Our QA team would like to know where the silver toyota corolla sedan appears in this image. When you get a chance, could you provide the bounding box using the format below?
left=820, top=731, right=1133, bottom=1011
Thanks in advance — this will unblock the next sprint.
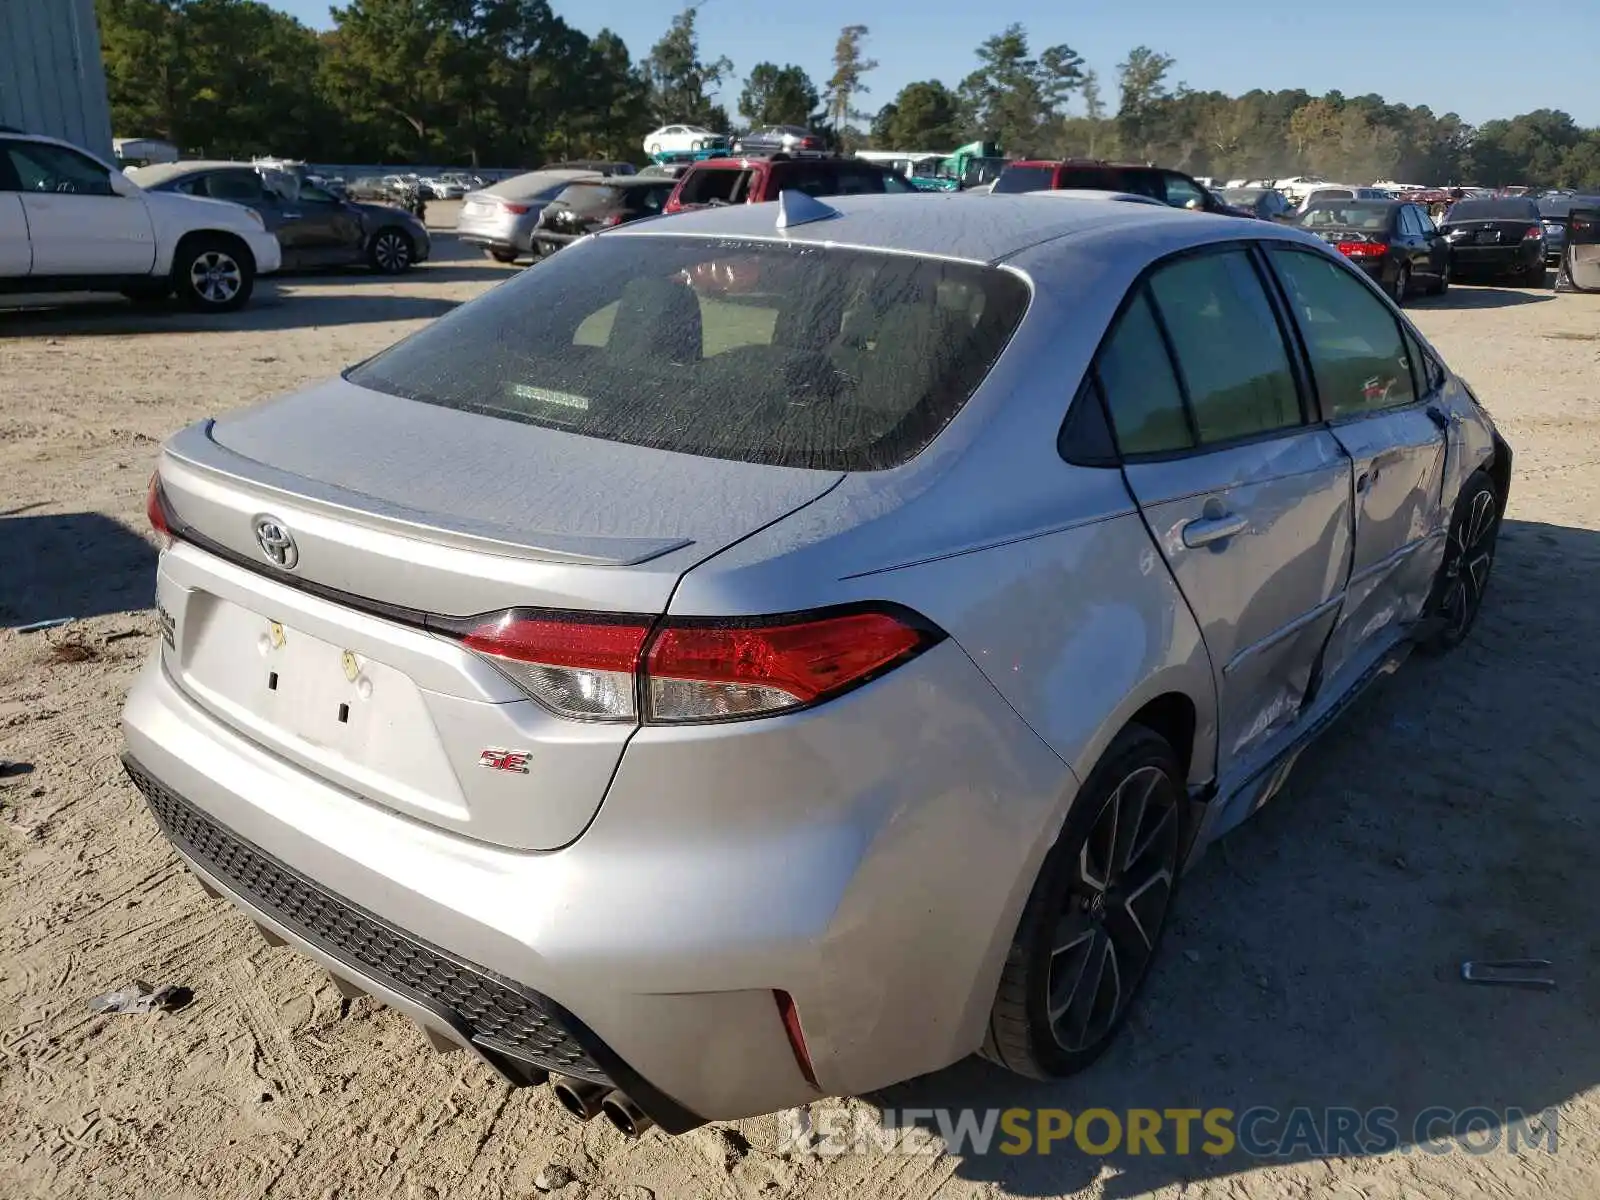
left=122, top=191, right=1510, bottom=1136
left=455, top=168, right=601, bottom=263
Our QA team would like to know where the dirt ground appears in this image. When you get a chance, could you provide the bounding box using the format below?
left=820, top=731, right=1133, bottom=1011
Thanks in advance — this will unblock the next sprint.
left=3, top=217, right=1600, bottom=1200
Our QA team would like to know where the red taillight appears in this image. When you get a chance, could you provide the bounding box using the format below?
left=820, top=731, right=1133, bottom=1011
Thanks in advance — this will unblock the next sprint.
left=501, top=201, right=530, bottom=215
left=599, top=213, right=624, bottom=227
left=443, top=605, right=940, bottom=724
left=458, top=612, right=650, bottom=721
left=801, top=137, right=819, bottom=149
left=774, top=990, right=819, bottom=1088
left=1336, top=241, right=1386, bottom=258
left=645, top=610, right=932, bottom=722
left=1523, top=225, right=1543, bottom=240
left=146, top=472, right=173, bottom=548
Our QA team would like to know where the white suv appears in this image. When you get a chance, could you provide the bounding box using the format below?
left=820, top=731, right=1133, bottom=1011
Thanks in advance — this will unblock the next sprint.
left=0, top=131, right=282, bottom=311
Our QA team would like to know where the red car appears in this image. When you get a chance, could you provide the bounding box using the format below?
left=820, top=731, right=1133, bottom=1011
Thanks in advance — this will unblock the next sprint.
left=663, top=154, right=915, bottom=214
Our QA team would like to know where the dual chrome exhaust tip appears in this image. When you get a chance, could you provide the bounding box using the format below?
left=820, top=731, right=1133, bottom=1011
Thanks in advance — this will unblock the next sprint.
left=550, top=1074, right=656, bottom=1137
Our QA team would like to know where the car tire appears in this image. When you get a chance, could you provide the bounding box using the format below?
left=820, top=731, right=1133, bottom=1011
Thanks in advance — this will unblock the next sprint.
left=1430, top=262, right=1450, bottom=296
left=1391, top=263, right=1410, bottom=306
left=981, top=724, right=1187, bottom=1080
left=368, top=228, right=414, bottom=273
left=1522, top=263, right=1546, bottom=288
left=486, top=248, right=519, bottom=264
left=1417, top=467, right=1501, bottom=656
left=172, top=235, right=255, bottom=312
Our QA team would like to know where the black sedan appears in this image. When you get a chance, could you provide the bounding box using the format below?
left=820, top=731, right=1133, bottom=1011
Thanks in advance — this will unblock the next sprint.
left=531, top=177, right=678, bottom=255
left=1295, top=199, right=1450, bottom=304
left=1437, top=197, right=1546, bottom=286
left=128, top=161, right=431, bottom=273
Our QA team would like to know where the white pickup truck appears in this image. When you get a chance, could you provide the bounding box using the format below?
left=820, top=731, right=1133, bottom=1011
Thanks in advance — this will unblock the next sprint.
left=0, top=130, right=282, bottom=311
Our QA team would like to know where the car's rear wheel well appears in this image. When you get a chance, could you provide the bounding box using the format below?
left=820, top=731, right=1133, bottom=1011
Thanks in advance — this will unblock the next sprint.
left=1126, top=693, right=1197, bottom=780
left=1486, top=437, right=1512, bottom=513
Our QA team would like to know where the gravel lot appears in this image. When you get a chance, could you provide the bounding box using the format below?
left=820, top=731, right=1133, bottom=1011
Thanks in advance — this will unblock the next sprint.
left=3, top=218, right=1600, bottom=1200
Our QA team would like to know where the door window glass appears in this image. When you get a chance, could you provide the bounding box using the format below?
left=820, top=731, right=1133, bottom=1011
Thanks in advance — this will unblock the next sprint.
left=201, top=170, right=267, bottom=203
left=1096, top=289, right=1193, bottom=454
left=1147, top=249, right=1304, bottom=443
left=4, top=142, right=114, bottom=196
left=1161, top=172, right=1208, bottom=209
left=1402, top=326, right=1445, bottom=396
left=1269, top=247, right=1418, bottom=416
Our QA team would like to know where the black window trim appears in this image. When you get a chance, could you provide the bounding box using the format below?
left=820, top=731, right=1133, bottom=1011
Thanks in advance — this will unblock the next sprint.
left=1060, top=238, right=1322, bottom=467
left=1258, top=241, right=1436, bottom=423
left=0, top=140, right=22, bottom=191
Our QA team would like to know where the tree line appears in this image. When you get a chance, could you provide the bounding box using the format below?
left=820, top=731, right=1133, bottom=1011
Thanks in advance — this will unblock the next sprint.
left=98, top=0, right=1600, bottom=188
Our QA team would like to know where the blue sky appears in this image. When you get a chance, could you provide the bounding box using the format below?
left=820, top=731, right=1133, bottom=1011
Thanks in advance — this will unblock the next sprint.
left=277, top=0, right=1598, bottom=128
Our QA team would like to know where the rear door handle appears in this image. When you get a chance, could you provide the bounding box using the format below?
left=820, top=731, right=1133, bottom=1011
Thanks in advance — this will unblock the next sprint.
left=281, top=212, right=302, bottom=220
left=1181, top=513, right=1249, bottom=548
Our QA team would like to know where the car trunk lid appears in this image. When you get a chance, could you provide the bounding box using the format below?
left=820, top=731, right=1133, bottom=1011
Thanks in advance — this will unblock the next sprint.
left=152, top=377, right=842, bottom=849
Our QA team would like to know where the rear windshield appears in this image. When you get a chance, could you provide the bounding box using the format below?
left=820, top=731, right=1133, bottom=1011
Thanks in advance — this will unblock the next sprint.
left=993, top=165, right=1058, bottom=194
left=1300, top=201, right=1394, bottom=230
left=345, top=236, right=1031, bottom=471
left=555, top=183, right=622, bottom=214
left=1447, top=199, right=1539, bottom=221
left=677, top=167, right=751, bottom=205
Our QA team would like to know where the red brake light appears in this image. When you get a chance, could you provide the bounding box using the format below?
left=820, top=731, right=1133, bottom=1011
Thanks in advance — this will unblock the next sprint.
left=774, top=990, right=819, bottom=1088
left=441, top=605, right=941, bottom=724
left=146, top=472, right=173, bottom=548
left=599, top=213, right=624, bottom=227
left=501, top=201, right=530, bottom=215
left=1523, top=225, right=1543, bottom=240
left=1335, top=241, right=1386, bottom=258
left=644, top=609, right=935, bottom=723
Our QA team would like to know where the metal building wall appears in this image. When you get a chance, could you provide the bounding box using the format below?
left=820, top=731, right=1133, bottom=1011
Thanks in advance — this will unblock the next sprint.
left=0, top=0, right=114, bottom=160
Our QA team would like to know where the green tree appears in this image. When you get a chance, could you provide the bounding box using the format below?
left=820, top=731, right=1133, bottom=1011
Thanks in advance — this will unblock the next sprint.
left=738, top=63, right=819, bottom=128
left=872, top=80, right=960, bottom=149
left=960, top=25, right=1084, bottom=154
left=1114, top=45, right=1175, bottom=161
left=98, top=0, right=332, bottom=156
left=824, top=25, right=877, bottom=137
left=644, top=5, right=733, bottom=130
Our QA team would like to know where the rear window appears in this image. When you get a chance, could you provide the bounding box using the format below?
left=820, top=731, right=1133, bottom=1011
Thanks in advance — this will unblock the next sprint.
left=677, top=167, right=751, bottom=206
left=1300, top=202, right=1394, bottom=230
left=556, top=183, right=622, bottom=214
left=1448, top=199, right=1539, bottom=221
left=345, top=237, right=1031, bottom=471
left=993, top=165, right=1058, bottom=194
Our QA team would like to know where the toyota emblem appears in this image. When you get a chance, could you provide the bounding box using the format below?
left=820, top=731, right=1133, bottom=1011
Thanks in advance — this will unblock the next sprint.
left=253, top=516, right=299, bottom=569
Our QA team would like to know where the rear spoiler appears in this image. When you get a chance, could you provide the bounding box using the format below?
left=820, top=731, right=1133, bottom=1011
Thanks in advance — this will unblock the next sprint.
left=163, top=420, right=693, bottom=568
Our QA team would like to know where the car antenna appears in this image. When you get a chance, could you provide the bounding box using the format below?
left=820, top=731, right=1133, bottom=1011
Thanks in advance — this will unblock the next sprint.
left=775, top=189, right=842, bottom=231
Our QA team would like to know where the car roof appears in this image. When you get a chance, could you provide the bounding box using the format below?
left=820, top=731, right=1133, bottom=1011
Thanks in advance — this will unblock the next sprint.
left=563, top=176, right=677, bottom=189
left=125, top=160, right=250, bottom=186
left=481, top=169, right=601, bottom=198
left=1031, top=189, right=1166, bottom=206
left=612, top=190, right=1292, bottom=265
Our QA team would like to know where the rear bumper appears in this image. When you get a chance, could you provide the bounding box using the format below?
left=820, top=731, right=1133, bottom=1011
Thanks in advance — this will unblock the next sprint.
left=532, top=230, right=582, bottom=252
left=1448, top=241, right=1542, bottom=274
left=120, top=631, right=1071, bottom=1121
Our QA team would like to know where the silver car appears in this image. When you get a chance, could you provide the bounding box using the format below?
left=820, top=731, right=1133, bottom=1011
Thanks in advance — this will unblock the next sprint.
left=122, top=192, right=1510, bottom=1137
left=455, top=169, right=601, bottom=262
